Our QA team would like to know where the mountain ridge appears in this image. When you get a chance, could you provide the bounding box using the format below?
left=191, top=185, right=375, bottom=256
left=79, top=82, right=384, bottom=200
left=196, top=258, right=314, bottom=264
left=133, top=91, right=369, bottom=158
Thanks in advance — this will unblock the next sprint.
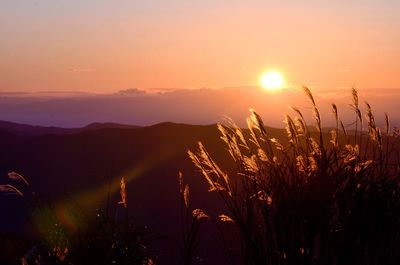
left=0, top=120, right=141, bottom=137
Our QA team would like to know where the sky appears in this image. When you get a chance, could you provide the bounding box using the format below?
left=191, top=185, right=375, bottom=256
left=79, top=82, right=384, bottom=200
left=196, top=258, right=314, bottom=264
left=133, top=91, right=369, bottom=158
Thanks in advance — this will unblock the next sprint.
left=1, top=0, right=400, bottom=92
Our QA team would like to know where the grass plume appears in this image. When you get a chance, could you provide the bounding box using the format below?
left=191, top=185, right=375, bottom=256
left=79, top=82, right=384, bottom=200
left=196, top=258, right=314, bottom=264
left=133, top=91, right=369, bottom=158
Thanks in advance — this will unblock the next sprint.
left=189, top=88, right=400, bottom=265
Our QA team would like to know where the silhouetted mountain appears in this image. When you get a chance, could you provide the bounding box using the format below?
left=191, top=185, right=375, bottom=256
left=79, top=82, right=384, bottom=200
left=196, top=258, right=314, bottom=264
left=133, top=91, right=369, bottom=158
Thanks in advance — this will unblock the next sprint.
left=0, top=120, right=139, bottom=137
left=82, top=122, right=140, bottom=131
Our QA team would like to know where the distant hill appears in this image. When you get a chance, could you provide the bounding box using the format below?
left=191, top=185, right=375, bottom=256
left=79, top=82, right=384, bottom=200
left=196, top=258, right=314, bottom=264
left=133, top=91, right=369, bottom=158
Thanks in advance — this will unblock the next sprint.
left=81, top=122, right=140, bottom=131
left=0, top=120, right=140, bottom=137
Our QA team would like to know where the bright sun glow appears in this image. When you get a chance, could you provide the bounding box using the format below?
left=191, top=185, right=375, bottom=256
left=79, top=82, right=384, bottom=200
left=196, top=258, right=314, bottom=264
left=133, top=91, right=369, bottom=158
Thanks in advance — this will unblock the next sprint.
left=259, top=71, right=285, bottom=91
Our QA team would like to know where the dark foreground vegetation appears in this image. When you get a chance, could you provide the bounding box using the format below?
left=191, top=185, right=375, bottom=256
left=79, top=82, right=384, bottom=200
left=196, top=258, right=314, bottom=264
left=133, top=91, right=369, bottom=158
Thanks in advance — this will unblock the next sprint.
left=189, top=88, right=400, bottom=265
left=1, top=174, right=154, bottom=265
left=1, top=88, right=399, bottom=264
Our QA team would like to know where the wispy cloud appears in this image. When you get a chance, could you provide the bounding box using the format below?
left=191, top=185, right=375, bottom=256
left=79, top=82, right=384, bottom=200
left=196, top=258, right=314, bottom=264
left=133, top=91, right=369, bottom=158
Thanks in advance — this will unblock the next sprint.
left=68, top=68, right=93, bottom=72
left=113, top=88, right=147, bottom=97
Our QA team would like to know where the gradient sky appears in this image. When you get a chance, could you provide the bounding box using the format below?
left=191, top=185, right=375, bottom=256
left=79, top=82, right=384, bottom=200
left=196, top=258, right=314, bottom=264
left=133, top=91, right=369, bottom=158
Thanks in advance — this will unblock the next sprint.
left=1, top=0, right=400, bottom=92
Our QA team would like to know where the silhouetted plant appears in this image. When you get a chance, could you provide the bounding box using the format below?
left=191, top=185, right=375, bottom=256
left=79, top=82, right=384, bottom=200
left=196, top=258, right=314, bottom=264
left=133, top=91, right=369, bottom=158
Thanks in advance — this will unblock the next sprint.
left=68, top=208, right=152, bottom=265
left=189, top=88, right=400, bottom=265
left=1, top=175, right=154, bottom=265
left=178, top=172, right=209, bottom=265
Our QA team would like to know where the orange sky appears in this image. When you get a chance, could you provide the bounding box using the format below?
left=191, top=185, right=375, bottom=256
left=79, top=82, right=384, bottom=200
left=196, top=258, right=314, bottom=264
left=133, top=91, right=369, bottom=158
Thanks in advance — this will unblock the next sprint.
left=1, top=1, right=399, bottom=92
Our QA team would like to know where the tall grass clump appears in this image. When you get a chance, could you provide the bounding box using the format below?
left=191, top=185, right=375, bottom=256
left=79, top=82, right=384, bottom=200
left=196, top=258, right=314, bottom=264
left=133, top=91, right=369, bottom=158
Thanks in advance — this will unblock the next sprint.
left=189, top=88, right=400, bottom=265
left=1, top=174, right=154, bottom=265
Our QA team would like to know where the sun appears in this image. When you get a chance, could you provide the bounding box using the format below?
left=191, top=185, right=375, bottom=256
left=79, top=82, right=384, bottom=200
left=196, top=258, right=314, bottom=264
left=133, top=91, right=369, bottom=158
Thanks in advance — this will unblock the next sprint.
left=259, top=71, right=285, bottom=91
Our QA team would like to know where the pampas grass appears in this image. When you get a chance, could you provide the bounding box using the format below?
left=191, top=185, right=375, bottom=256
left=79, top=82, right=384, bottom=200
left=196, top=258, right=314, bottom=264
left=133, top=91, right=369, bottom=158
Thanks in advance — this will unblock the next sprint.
left=189, top=88, right=400, bottom=265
